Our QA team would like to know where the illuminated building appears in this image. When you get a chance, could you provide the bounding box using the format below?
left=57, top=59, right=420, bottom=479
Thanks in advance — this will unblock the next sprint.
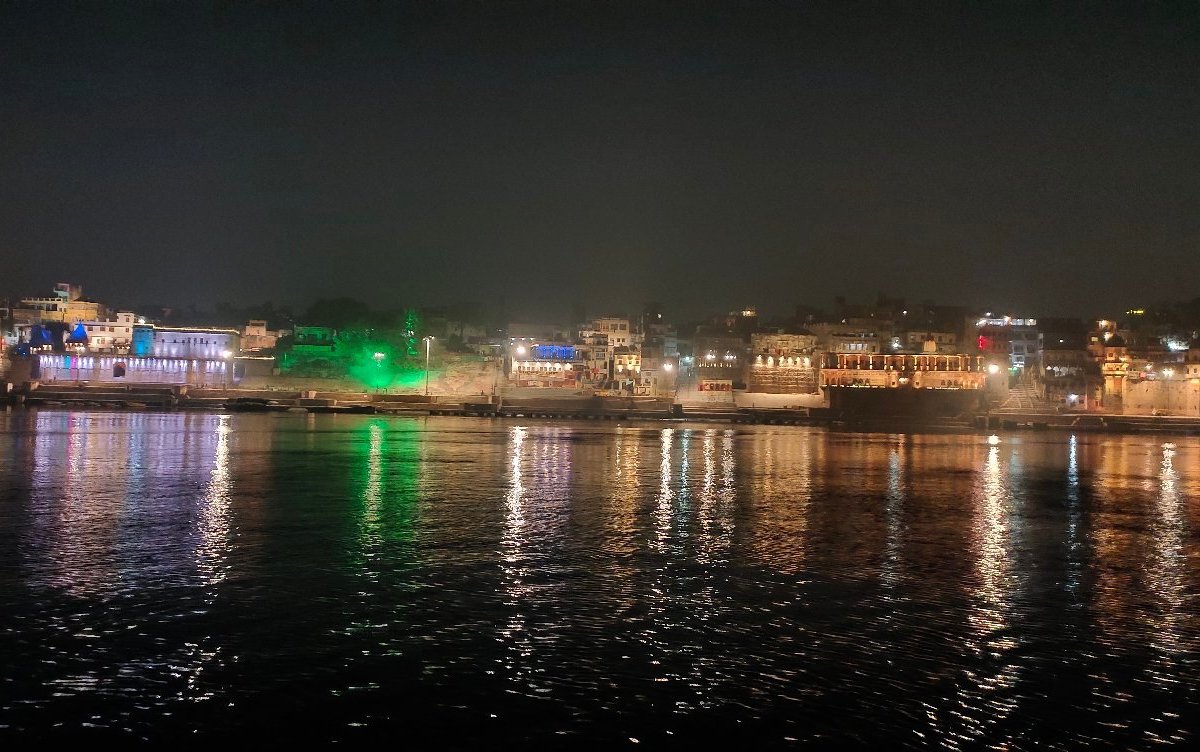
left=32, top=319, right=241, bottom=386
left=508, top=342, right=582, bottom=388
left=899, top=330, right=958, bottom=354
left=1188, top=338, right=1200, bottom=381
left=694, top=335, right=746, bottom=373
left=637, top=304, right=679, bottom=379
left=12, top=282, right=105, bottom=327
left=240, top=320, right=281, bottom=352
left=975, top=315, right=1038, bottom=370
left=1098, top=334, right=1131, bottom=411
left=613, top=346, right=640, bottom=375
left=131, top=325, right=241, bottom=360
left=1036, top=318, right=1100, bottom=408
left=820, top=352, right=988, bottom=415
left=80, top=312, right=137, bottom=353
left=749, top=331, right=818, bottom=394
left=579, top=317, right=632, bottom=356
left=1086, top=319, right=1117, bottom=360
left=692, top=311, right=755, bottom=389
left=806, top=322, right=882, bottom=353
left=34, top=352, right=238, bottom=386
left=276, top=326, right=338, bottom=372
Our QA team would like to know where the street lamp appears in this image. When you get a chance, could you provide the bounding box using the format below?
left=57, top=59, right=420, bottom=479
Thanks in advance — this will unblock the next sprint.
left=423, top=336, right=435, bottom=396
left=371, top=352, right=386, bottom=394
left=222, top=349, right=233, bottom=390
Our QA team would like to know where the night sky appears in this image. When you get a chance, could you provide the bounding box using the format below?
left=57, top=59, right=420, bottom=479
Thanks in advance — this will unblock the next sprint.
left=2, top=1, right=1198, bottom=320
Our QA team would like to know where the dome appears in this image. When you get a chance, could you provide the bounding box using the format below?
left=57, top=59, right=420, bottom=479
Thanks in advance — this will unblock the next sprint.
left=65, top=322, right=89, bottom=344
left=1105, top=334, right=1126, bottom=348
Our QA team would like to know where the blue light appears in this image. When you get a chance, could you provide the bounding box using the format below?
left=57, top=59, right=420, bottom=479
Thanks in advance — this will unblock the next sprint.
left=532, top=345, right=575, bottom=360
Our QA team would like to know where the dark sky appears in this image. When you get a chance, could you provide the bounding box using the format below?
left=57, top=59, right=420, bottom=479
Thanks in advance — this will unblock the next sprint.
left=2, top=1, right=1198, bottom=320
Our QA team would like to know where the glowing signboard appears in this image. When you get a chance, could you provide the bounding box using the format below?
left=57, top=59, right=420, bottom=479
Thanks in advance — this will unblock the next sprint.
left=532, top=345, right=575, bottom=360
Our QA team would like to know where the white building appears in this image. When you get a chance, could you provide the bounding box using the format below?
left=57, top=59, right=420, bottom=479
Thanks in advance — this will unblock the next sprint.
left=581, top=317, right=631, bottom=351
left=146, top=327, right=241, bottom=361
left=81, top=312, right=137, bottom=353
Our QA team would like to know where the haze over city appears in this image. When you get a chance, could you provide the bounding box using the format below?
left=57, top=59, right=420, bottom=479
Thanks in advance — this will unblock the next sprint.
left=3, top=2, right=1198, bottom=318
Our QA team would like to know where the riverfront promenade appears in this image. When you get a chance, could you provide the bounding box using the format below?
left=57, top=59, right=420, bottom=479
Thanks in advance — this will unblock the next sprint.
left=7, top=382, right=1200, bottom=435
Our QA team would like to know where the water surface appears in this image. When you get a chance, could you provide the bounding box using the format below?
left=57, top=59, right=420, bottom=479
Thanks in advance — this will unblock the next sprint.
left=1, top=410, right=1198, bottom=747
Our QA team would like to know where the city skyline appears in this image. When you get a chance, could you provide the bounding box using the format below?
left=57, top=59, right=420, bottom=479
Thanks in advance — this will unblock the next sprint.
left=6, top=275, right=1200, bottom=328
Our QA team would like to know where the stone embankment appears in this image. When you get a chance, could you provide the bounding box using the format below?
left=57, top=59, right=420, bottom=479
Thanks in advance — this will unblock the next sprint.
left=7, top=383, right=1200, bottom=434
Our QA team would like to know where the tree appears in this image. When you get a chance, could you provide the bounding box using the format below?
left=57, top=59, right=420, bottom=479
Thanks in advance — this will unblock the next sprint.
left=403, top=308, right=421, bottom=358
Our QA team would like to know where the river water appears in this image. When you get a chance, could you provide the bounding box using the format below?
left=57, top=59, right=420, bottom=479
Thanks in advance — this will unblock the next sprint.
left=0, top=410, right=1197, bottom=747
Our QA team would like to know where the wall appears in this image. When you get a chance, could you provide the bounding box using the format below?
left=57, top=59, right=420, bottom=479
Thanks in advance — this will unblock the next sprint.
left=149, top=329, right=241, bottom=360
left=82, top=312, right=136, bottom=352
left=748, top=360, right=818, bottom=394
left=235, top=354, right=503, bottom=396
left=1121, top=380, right=1200, bottom=416
left=35, top=354, right=238, bottom=386
left=751, top=332, right=817, bottom=354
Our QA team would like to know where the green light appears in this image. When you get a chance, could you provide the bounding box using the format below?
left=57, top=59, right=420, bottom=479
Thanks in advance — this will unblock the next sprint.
left=354, top=418, right=420, bottom=550
left=278, top=324, right=439, bottom=390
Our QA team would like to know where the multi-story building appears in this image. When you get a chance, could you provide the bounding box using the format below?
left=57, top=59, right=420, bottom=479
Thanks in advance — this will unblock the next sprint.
left=748, top=331, right=819, bottom=393
left=976, top=315, right=1038, bottom=370
left=613, top=347, right=641, bottom=376
left=820, top=352, right=989, bottom=415
left=1098, top=335, right=1132, bottom=411
left=1034, top=317, right=1098, bottom=405
left=132, top=325, right=241, bottom=360
left=637, top=305, right=679, bottom=376
left=693, top=332, right=749, bottom=385
left=0, top=298, right=11, bottom=339
left=509, top=342, right=582, bottom=387
left=899, top=330, right=958, bottom=354
left=807, top=322, right=882, bottom=354
left=80, top=312, right=137, bottom=353
left=1186, top=338, right=1200, bottom=381
left=241, top=320, right=280, bottom=352
left=1087, top=319, right=1118, bottom=361
left=278, top=325, right=338, bottom=371
left=581, top=317, right=631, bottom=351
left=13, top=283, right=105, bottom=326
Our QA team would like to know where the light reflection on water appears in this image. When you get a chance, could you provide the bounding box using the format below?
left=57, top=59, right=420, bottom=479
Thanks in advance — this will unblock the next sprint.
left=0, top=411, right=1198, bottom=746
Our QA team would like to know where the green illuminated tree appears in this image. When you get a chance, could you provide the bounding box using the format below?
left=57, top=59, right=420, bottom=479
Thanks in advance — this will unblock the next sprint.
left=403, top=308, right=421, bottom=358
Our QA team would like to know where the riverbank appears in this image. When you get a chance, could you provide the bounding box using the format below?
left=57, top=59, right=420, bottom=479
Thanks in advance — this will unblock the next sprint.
left=7, top=383, right=1200, bottom=435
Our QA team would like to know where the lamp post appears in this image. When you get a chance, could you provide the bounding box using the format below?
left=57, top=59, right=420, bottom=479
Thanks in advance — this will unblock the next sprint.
left=372, top=352, right=385, bottom=394
left=423, top=336, right=434, bottom=397
left=222, top=349, right=233, bottom=390
left=660, top=360, right=674, bottom=398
